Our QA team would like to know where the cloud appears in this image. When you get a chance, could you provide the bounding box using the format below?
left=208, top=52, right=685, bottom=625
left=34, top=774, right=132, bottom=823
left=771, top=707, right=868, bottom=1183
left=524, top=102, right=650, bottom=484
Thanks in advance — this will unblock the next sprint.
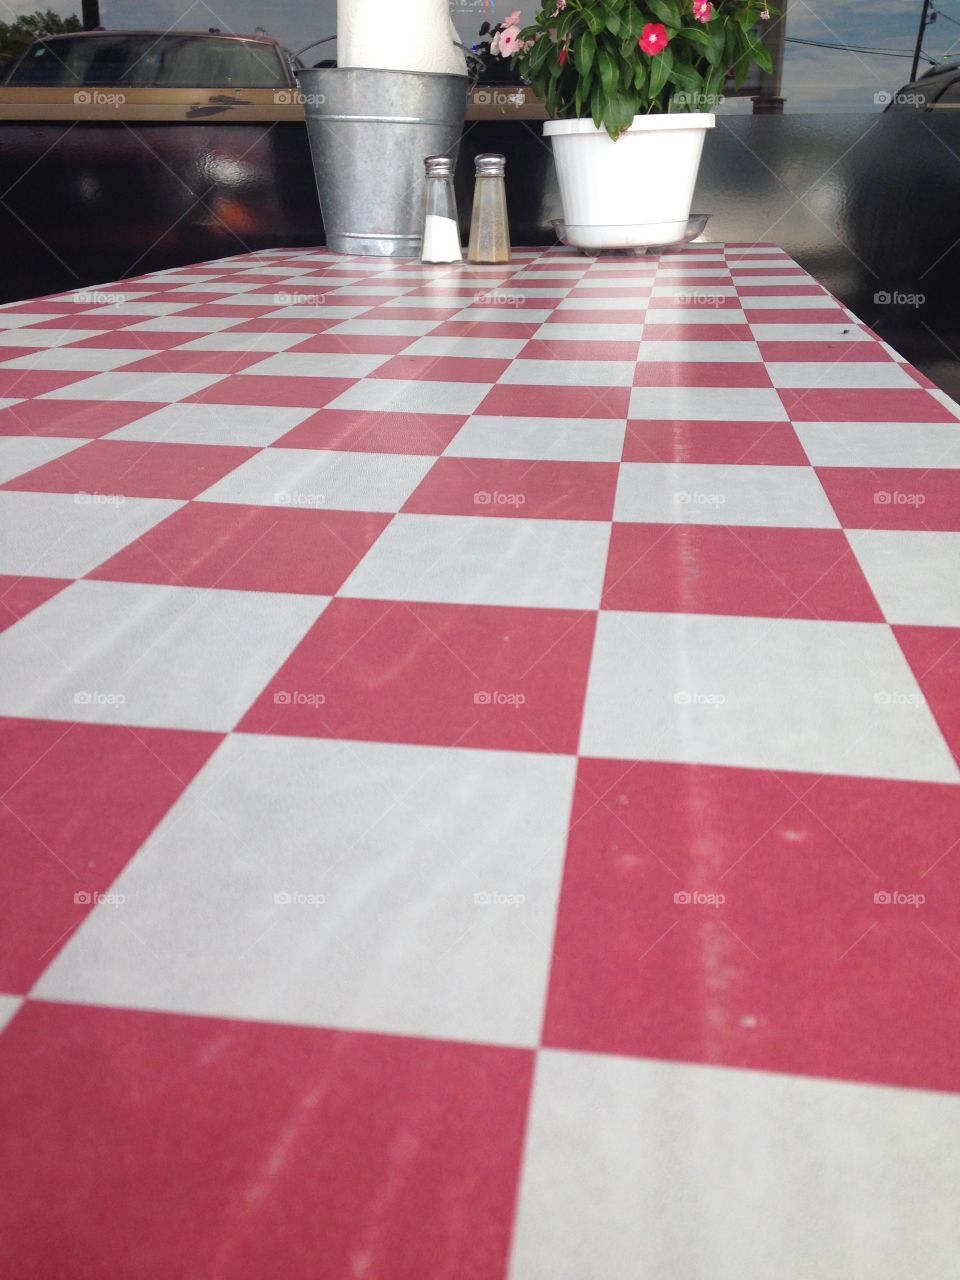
left=4, top=0, right=956, bottom=111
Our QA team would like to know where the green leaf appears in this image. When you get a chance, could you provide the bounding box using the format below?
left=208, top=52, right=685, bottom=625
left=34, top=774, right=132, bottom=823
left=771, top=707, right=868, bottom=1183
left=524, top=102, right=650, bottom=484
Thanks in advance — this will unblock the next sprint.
left=598, top=46, right=619, bottom=97
left=747, top=36, right=773, bottom=73
left=527, top=34, right=551, bottom=73
left=647, top=0, right=682, bottom=29
left=584, top=7, right=605, bottom=35
left=619, top=50, right=634, bottom=90
left=679, top=25, right=721, bottom=63
left=590, top=80, right=604, bottom=129
left=577, top=29, right=596, bottom=79
left=647, top=43, right=674, bottom=100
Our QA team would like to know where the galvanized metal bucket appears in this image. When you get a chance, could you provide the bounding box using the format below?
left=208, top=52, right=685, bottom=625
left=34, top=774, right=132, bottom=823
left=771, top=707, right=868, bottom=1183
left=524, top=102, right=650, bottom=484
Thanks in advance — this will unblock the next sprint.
left=296, top=67, right=468, bottom=258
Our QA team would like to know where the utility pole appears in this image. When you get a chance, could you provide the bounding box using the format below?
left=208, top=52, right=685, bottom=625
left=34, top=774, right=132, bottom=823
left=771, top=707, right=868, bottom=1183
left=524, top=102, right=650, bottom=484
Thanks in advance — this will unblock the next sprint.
left=752, top=0, right=788, bottom=116
left=910, top=0, right=932, bottom=83
left=81, top=1, right=101, bottom=30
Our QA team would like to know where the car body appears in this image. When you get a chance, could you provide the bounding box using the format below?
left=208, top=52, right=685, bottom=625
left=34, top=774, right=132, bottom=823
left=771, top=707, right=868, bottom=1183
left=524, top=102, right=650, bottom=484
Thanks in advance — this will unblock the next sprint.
left=884, top=60, right=960, bottom=112
left=0, top=29, right=305, bottom=122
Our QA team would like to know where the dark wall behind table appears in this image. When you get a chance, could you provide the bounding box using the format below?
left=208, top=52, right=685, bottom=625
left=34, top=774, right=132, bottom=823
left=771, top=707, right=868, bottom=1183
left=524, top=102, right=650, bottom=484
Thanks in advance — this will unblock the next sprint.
left=1, top=113, right=958, bottom=398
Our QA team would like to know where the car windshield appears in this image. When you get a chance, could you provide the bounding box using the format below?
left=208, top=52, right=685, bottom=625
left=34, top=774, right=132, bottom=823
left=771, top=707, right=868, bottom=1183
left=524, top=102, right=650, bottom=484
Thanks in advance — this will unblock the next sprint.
left=5, top=34, right=288, bottom=88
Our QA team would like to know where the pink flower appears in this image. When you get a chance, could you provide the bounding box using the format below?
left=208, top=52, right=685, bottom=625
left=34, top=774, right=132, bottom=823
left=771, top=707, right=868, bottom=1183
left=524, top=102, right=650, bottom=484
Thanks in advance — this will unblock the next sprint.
left=504, top=8, right=521, bottom=24
left=489, top=31, right=501, bottom=55
left=639, top=23, right=669, bottom=54
left=693, top=0, right=713, bottom=21
left=498, top=24, right=521, bottom=55
left=558, top=40, right=568, bottom=66
left=551, top=0, right=566, bottom=13
left=759, top=6, right=770, bottom=16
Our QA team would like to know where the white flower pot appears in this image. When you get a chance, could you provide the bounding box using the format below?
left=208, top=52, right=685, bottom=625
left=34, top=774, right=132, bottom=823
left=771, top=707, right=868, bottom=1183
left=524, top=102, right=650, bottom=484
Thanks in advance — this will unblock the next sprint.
left=544, top=112, right=715, bottom=248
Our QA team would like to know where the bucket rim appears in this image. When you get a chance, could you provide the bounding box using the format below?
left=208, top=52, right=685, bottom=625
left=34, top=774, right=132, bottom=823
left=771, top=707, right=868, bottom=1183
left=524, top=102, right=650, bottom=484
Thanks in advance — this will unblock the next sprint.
left=295, top=65, right=469, bottom=83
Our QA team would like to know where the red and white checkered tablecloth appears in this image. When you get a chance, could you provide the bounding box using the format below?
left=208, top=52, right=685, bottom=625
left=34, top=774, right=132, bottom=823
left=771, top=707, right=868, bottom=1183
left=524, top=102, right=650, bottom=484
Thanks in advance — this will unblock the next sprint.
left=1, top=244, right=959, bottom=1278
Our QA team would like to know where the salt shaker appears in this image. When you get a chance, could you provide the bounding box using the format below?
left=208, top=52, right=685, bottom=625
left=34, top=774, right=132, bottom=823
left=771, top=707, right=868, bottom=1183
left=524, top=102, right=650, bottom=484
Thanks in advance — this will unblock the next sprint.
left=467, top=153, right=511, bottom=264
left=420, top=155, right=462, bottom=264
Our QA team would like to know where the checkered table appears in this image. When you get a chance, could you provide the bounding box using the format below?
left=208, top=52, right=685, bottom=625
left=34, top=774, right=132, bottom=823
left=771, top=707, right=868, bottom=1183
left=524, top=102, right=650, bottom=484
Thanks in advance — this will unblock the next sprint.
left=1, top=244, right=959, bottom=1278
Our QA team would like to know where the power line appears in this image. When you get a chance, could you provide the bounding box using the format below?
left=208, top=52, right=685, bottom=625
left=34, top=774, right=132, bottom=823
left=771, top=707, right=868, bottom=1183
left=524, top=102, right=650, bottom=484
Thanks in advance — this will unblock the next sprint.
left=784, top=35, right=939, bottom=63
left=931, top=4, right=960, bottom=29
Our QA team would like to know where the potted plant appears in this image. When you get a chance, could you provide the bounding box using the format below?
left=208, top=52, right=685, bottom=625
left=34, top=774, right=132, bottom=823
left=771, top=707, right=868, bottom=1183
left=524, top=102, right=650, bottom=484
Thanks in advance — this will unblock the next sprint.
left=502, top=0, right=774, bottom=248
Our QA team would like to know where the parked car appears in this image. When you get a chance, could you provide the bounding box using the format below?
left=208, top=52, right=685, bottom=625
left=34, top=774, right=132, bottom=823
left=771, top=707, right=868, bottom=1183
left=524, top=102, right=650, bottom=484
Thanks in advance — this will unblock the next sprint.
left=883, top=60, right=960, bottom=112
left=0, top=29, right=303, bottom=122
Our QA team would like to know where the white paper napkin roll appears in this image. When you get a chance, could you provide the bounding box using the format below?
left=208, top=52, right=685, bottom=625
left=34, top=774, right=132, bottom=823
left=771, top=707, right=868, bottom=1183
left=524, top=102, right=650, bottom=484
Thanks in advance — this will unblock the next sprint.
left=337, top=0, right=468, bottom=76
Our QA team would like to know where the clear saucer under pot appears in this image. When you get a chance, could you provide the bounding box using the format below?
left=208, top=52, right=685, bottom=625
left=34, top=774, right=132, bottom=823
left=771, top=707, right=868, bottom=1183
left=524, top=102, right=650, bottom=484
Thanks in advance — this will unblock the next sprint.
left=552, top=214, right=711, bottom=254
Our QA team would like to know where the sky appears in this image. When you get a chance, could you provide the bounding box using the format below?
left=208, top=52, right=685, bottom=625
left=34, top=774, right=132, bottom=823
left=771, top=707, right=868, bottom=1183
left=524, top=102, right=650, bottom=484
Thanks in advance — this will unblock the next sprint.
left=4, top=0, right=959, bottom=112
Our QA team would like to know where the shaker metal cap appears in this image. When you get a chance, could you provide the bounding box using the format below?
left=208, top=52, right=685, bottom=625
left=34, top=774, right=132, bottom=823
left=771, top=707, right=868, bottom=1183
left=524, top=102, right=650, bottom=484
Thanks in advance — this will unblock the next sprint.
left=424, top=155, right=455, bottom=176
left=474, top=153, right=506, bottom=175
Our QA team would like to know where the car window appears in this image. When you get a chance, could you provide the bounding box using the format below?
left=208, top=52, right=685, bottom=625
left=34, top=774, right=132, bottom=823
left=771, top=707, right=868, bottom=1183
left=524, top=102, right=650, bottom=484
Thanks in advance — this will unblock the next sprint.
left=6, top=34, right=288, bottom=88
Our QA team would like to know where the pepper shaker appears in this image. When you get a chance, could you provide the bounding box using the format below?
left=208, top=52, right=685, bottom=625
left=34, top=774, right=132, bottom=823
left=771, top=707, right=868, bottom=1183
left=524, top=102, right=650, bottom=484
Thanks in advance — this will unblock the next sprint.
left=467, top=153, right=511, bottom=264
